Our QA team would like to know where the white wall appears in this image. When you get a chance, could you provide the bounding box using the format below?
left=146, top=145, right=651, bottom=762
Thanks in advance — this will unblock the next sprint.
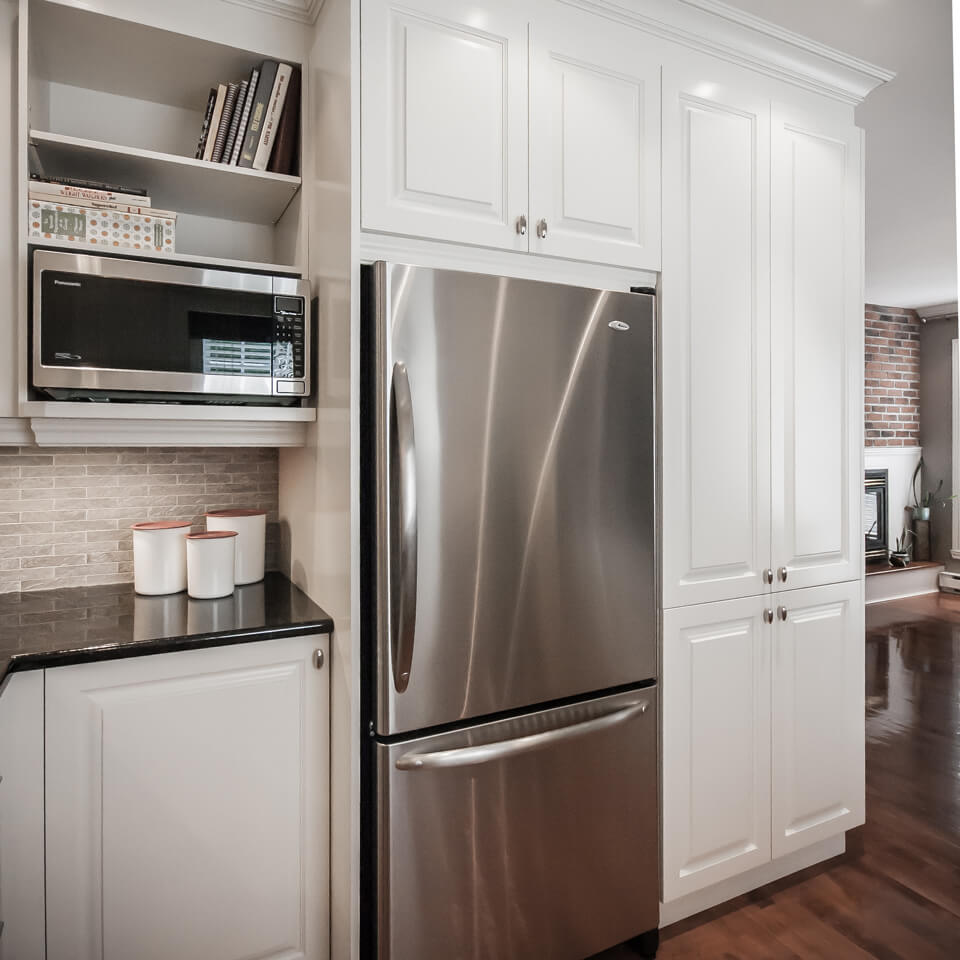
left=724, top=0, right=956, bottom=311
left=864, top=445, right=923, bottom=551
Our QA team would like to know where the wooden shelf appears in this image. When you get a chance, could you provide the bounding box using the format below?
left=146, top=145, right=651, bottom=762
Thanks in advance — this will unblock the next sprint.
left=26, top=237, right=301, bottom=277
left=30, top=131, right=300, bottom=226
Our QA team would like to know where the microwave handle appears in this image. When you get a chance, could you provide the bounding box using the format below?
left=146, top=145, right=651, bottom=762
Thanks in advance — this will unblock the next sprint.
left=390, top=361, right=418, bottom=694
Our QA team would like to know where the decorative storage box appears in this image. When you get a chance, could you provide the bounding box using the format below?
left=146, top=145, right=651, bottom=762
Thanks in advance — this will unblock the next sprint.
left=28, top=198, right=177, bottom=252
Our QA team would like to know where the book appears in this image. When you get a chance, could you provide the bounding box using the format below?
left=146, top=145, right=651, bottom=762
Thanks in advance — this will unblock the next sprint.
left=253, top=62, right=293, bottom=171
left=29, top=180, right=152, bottom=207
left=202, top=84, right=228, bottom=163
left=237, top=61, right=279, bottom=168
left=268, top=66, right=300, bottom=176
left=28, top=198, right=176, bottom=252
left=220, top=80, right=248, bottom=164
left=30, top=173, right=148, bottom=197
left=28, top=192, right=174, bottom=217
left=230, top=67, right=260, bottom=165
left=195, top=88, right=218, bottom=159
left=211, top=82, right=240, bottom=163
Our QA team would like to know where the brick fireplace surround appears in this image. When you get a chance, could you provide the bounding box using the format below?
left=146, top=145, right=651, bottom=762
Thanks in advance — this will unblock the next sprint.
left=864, top=304, right=921, bottom=448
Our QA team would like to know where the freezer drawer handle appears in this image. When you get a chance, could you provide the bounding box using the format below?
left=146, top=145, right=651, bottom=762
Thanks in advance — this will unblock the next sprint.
left=395, top=700, right=649, bottom=771
left=391, top=361, right=418, bottom=693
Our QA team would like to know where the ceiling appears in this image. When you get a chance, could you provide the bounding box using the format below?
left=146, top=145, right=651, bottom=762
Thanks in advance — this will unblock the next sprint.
left=721, top=0, right=957, bottom=310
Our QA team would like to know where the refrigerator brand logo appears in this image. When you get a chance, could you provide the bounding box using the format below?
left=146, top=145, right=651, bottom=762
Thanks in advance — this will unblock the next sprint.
left=53, top=280, right=81, bottom=287
left=608, top=320, right=630, bottom=331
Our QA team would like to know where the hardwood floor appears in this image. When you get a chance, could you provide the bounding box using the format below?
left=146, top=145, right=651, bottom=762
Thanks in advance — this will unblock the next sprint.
left=604, top=592, right=960, bottom=959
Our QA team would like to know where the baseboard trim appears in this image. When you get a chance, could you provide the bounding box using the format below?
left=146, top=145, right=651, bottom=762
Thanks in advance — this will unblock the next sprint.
left=659, top=834, right=846, bottom=928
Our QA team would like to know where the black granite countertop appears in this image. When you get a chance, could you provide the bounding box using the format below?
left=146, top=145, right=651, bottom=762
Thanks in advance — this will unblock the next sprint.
left=0, top=572, right=334, bottom=683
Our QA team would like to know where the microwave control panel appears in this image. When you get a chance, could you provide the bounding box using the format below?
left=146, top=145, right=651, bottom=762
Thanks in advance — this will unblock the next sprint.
left=272, top=296, right=306, bottom=382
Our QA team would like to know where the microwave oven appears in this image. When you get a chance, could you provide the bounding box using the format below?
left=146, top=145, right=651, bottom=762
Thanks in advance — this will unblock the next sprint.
left=31, top=250, right=311, bottom=404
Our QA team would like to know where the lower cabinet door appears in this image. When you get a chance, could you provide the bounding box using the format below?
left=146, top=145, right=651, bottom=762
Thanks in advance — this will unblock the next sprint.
left=44, top=636, right=330, bottom=960
left=771, top=580, right=865, bottom=858
left=662, top=597, right=772, bottom=901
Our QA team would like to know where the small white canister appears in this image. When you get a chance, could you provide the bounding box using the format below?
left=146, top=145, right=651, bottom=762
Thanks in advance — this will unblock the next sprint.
left=205, top=509, right=267, bottom=585
left=131, top=521, right=191, bottom=596
left=185, top=531, right=238, bottom=600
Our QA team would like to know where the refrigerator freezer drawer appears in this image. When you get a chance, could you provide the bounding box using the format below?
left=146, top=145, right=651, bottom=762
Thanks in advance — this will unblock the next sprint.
left=376, top=687, right=659, bottom=960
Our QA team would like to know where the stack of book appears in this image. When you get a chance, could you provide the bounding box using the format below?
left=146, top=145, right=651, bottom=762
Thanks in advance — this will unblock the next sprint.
left=28, top=175, right=177, bottom=253
left=195, top=60, right=301, bottom=176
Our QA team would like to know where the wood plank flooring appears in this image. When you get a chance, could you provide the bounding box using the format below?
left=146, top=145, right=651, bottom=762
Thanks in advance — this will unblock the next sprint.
left=604, top=592, right=960, bottom=959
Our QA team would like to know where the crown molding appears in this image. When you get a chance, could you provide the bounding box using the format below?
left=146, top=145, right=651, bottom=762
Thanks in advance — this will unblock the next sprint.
left=221, top=0, right=324, bottom=25
left=563, top=0, right=895, bottom=105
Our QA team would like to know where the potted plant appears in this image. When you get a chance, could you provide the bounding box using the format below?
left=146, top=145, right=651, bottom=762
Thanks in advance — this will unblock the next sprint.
left=910, top=458, right=943, bottom=521
left=890, top=527, right=914, bottom=567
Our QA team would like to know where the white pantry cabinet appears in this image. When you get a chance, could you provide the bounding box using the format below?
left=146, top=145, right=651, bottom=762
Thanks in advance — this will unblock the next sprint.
left=661, top=67, right=863, bottom=609
left=44, top=636, right=330, bottom=960
left=360, top=0, right=662, bottom=270
left=662, top=579, right=864, bottom=901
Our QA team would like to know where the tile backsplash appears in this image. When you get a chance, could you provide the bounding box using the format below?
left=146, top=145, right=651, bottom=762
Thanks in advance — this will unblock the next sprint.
left=0, top=447, right=279, bottom=594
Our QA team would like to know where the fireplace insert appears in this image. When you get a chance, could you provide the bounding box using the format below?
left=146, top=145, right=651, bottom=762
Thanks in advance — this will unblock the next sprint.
left=865, top=469, right=889, bottom=562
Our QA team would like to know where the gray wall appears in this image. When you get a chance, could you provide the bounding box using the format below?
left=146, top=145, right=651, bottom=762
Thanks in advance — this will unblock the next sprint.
left=919, top=315, right=959, bottom=564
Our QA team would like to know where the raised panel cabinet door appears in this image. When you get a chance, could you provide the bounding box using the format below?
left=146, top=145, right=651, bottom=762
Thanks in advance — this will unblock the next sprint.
left=661, top=69, right=772, bottom=608
left=528, top=8, right=661, bottom=269
left=44, top=636, right=330, bottom=960
left=771, top=581, right=865, bottom=858
left=662, top=597, right=772, bottom=902
left=771, top=109, right=863, bottom=591
left=360, top=0, right=528, bottom=249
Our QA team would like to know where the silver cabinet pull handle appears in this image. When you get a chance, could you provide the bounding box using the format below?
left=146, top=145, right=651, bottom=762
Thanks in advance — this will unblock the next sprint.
left=777, top=606, right=788, bottom=621
left=778, top=566, right=788, bottom=582
left=536, top=218, right=548, bottom=239
left=516, top=214, right=527, bottom=236
left=391, top=361, right=418, bottom=693
left=396, top=701, right=649, bottom=771
left=763, top=609, right=774, bottom=624
left=763, top=568, right=773, bottom=585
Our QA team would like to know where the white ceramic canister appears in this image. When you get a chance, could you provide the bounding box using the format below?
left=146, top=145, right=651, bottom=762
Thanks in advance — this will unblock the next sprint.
left=131, top=521, right=191, bottom=596
left=205, top=509, right=267, bottom=585
left=185, top=531, right=238, bottom=600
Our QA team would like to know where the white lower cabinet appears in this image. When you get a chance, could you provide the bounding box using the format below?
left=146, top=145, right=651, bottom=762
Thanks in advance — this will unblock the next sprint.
left=662, top=580, right=863, bottom=902
left=43, top=636, right=330, bottom=960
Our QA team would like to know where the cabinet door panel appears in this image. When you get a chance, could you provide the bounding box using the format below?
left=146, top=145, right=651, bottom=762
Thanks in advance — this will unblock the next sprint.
left=772, top=581, right=864, bottom=857
left=661, top=71, right=771, bottom=607
left=361, top=0, right=528, bottom=250
left=528, top=10, right=660, bottom=269
left=45, top=637, right=329, bottom=960
left=771, top=110, right=863, bottom=590
left=662, top=597, right=771, bottom=901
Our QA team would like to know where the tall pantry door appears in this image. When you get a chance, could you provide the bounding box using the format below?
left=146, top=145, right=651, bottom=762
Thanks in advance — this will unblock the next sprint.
left=770, top=107, right=863, bottom=592
left=661, top=66, right=772, bottom=608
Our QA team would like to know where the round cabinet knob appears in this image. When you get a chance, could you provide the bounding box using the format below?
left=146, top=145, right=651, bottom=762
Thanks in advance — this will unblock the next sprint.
left=763, top=609, right=774, bottom=624
left=516, top=214, right=527, bottom=236
left=777, top=566, right=788, bottom=582
left=763, top=568, right=773, bottom=585
left=536, top=218, right=548, bottom=239
left=777, top=606, right=788, bottom=621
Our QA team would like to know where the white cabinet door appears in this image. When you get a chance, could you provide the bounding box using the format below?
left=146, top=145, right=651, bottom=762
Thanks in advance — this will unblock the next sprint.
left=771, top=581, right=864, bottom=859
left=662, top=596, right=772, bottom=901
left=771, top=109, right=863, bottom=591
left=360, top=0, right=528, bottom=250
left=0, top=0, right=18, bottom=421
left=45, top=636, right=330, bottom=960
left=661, top=69, right=772, bottom=608
left=528, top=8, right=660, bottom=269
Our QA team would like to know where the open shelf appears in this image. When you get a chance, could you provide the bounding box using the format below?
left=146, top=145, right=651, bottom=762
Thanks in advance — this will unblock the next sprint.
left=26, top=237, right=301, bottom=276
left=30, top=131, right=300, bottom=226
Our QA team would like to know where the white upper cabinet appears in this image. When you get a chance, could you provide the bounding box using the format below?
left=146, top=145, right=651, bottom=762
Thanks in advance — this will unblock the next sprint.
left=771, top=109, right=863, bottom=592
left=360, top=0, right=662, bottom=269
left=360, top=0, right=529, bottom=250
left=44, top=637, right=330, bottom=960
left=528, top=8, right=660, bottom=269
left=662, top=596, right=772, bottom=902
left=771, top=580, right=865, bottom=858
left=661, top=67, right=772, bottom=608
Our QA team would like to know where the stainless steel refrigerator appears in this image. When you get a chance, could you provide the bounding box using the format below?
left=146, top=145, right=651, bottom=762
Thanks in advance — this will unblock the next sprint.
left=362, top=262, right=659, bottom=960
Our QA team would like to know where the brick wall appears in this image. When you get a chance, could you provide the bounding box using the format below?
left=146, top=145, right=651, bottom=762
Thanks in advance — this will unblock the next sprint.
left=865, top=304, right=922, bottom=447
left=0, top=447, right=279, bottom=594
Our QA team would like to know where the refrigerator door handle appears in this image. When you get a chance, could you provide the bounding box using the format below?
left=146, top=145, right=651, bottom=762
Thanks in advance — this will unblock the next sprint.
left=395, top=700, right=649, bottom=771
left=390, top=360, right=418, bottom=693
